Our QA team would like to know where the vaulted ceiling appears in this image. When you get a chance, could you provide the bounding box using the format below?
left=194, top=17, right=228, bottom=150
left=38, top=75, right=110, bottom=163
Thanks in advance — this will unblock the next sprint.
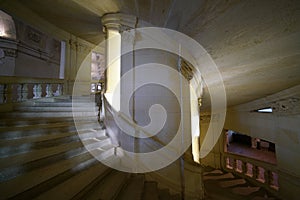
left=1, top=0, right=300, bottom=109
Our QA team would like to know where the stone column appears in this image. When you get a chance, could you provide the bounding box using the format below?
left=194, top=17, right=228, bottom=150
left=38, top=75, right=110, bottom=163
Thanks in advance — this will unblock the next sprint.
left=101, top=13, right=137, bottom=111
left=101, top=13, right=122, bottom=111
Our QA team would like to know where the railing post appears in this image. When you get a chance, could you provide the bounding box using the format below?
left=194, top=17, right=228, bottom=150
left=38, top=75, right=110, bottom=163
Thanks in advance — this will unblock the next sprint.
left=234, top=158, right=238, bottom=171
left=17, top=84, right=22, bottom=101
left=253, top=165, right=259, bottom=179
left=54, top=84, right=62, bottom=96
left=265, top=170, right=273, bottom=186
left=33, top=84, right=42, bottom=99
left=241, top=161, right=247, bottom=174
left=46, top=84, right=53, bottom=97
left=4, top=84, right=12, bottom=103
left=22, top=84, right=28, bottom=101
left=0, top=84, right=5, bottom=103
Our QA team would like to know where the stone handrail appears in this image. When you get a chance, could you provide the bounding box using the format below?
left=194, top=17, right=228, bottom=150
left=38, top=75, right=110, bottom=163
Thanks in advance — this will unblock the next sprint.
left=221, top=152, right=279, bottom=196
left=0, top=76, right=64, bottom=104
left=103, top=95, right=168, bottom=149
left=103, top=95, right=205, bottom=199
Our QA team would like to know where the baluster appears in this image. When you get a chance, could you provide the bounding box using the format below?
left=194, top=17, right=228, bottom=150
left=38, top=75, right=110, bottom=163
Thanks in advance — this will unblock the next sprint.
left=54, top=84, right=62, bottom=96
left=225, top=156, right=229, bottom=168
left=0, top=84, right=5, bottom=103
left=259, top=167, right=265, bottom=182
left=272, top=172, right=279, bottom=189
left=252, top=165, right=259, bottom=180
left=245, top=163, right=251, bottom=176
left=232, top=158, right=236, bottom=171
left=4, top=84, right=12, bottom=103
left=46, top=84, right=53, bottom=97
left=33, top=84, right=42, bottom=99
left=17, top=84, right=22, bottom=101
left=241, top=161, right=247, bottom=174
left=97, top=82, right=102, bottom=92
left=21, top=84, right=28, bottom=101
left=265, top=170, right=273, bottom=186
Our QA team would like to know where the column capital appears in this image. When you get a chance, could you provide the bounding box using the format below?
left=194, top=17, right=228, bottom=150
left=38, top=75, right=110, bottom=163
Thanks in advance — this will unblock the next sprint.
left=101, top=13, right=137, bottom=32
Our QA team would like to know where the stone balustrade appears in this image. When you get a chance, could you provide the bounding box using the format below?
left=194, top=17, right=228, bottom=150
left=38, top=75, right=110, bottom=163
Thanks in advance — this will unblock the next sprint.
left=0, top=76, right=64, bottom=104
left=221, top=152, right=279, bottom=195
left=90, top=81, right=104, bottom=94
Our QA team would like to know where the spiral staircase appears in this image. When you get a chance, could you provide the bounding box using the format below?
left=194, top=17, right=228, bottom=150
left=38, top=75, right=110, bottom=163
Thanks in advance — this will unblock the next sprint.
left=0, top=96, right=280, bottom=199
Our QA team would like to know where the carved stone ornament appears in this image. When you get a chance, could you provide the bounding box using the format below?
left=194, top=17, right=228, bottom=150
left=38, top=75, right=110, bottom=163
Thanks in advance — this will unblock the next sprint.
left=271, top=98, right=300, bottom=115
left=3, top=48, right=17, bottom=57
left=27, top=28, right=42, bottom=43
left=200, top=114, right=210, bottom=123
left=180, top=59, right=195, bottom=81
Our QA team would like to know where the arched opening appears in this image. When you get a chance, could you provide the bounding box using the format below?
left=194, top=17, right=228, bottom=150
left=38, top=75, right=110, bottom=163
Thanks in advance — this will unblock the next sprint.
left=0, top=10, right=16, bottom=40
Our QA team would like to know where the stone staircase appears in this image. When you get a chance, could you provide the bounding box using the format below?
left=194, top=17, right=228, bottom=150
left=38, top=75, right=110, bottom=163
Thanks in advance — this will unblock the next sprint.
left=0, top=96, right=180, bottom=200
left=0, top=96, right=283, bottom=199
left=203, top=168, right=281, bottom=200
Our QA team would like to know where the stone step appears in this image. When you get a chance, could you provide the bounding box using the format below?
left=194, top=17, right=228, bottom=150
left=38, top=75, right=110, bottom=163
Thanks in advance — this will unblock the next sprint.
left=203, top=169, right=224, bottom=176
left=0, top=140, right=84, bottom=170
left=0, top=134, right=80, bottom=158
left=170, top=193, right=181, bottom=200
left=83, top=137, right=112, bottom=151
left=10, top=159, right=101, bottom=200
left=203, top=172, right=235, bottom=181
left=143, top=181, right=159, bottom=200
left=203, top=168, right=278, bottom=200
left=14, top=106, right=98, bottom=112
left=0, top=129, right=106, bottom=146
left=0, top=111, right=98, bottom=118
left=158, top=189, right=171, bottom=200
left=231, top=186, right=261, bottom=196
left=78, top=170, right=129, bottom=200
left=0, top=146, right=87, bottom=182
left=31, top=95, right=95, bottom=103
left=18, top=101, right=96, bottom=107
left=34, top=162, right=110, bottom=200
left=219, top=179, right=247, bottom=188
left=0, top=121, right=101, bottom=138
left=252, top=195, right=277, bottom=200
left=0, top=151, right=96, bottom=199
left=92, top=144, right=117, bottom=161
left=116, top=174, right=145, bottom=200
left=0, top=116, right=97, bottom=127
left=0, top=130, right=107, bottom=158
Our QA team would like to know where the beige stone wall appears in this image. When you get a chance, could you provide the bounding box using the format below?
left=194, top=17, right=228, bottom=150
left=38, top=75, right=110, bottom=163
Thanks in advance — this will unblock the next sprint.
left=1, top=2, right=98, bottom=95
left=223, top=85, right=300, bottom=199
left=225, top=110, right=300, bottom=199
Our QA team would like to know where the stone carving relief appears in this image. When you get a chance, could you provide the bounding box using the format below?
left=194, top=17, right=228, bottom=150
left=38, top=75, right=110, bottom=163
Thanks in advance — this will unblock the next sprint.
left=3, top=48, right=17, bottom=57
left=271, top=98, right=300, bottom=115
left=180, top=59, right=195, bottom=81
left=27, top=28, right=42, bottom=43
left=200, top=114, right=211, bottom=123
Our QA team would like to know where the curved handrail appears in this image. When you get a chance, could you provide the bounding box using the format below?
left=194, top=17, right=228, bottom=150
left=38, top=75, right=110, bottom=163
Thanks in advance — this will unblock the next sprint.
left=222, top=152, right=277, bottom=172
left=103, top=95, right=170, bottom=149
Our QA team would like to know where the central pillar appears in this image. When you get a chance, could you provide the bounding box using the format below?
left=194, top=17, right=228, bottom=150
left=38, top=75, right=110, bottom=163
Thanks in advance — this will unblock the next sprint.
left=102, top=14, right=122, bottom=111
left=102, top=13, right=137, bottom=112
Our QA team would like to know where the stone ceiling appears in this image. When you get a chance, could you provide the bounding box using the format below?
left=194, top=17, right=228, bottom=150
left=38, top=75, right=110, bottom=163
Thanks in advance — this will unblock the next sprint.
left=1, top=0, right=299, bottom=109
